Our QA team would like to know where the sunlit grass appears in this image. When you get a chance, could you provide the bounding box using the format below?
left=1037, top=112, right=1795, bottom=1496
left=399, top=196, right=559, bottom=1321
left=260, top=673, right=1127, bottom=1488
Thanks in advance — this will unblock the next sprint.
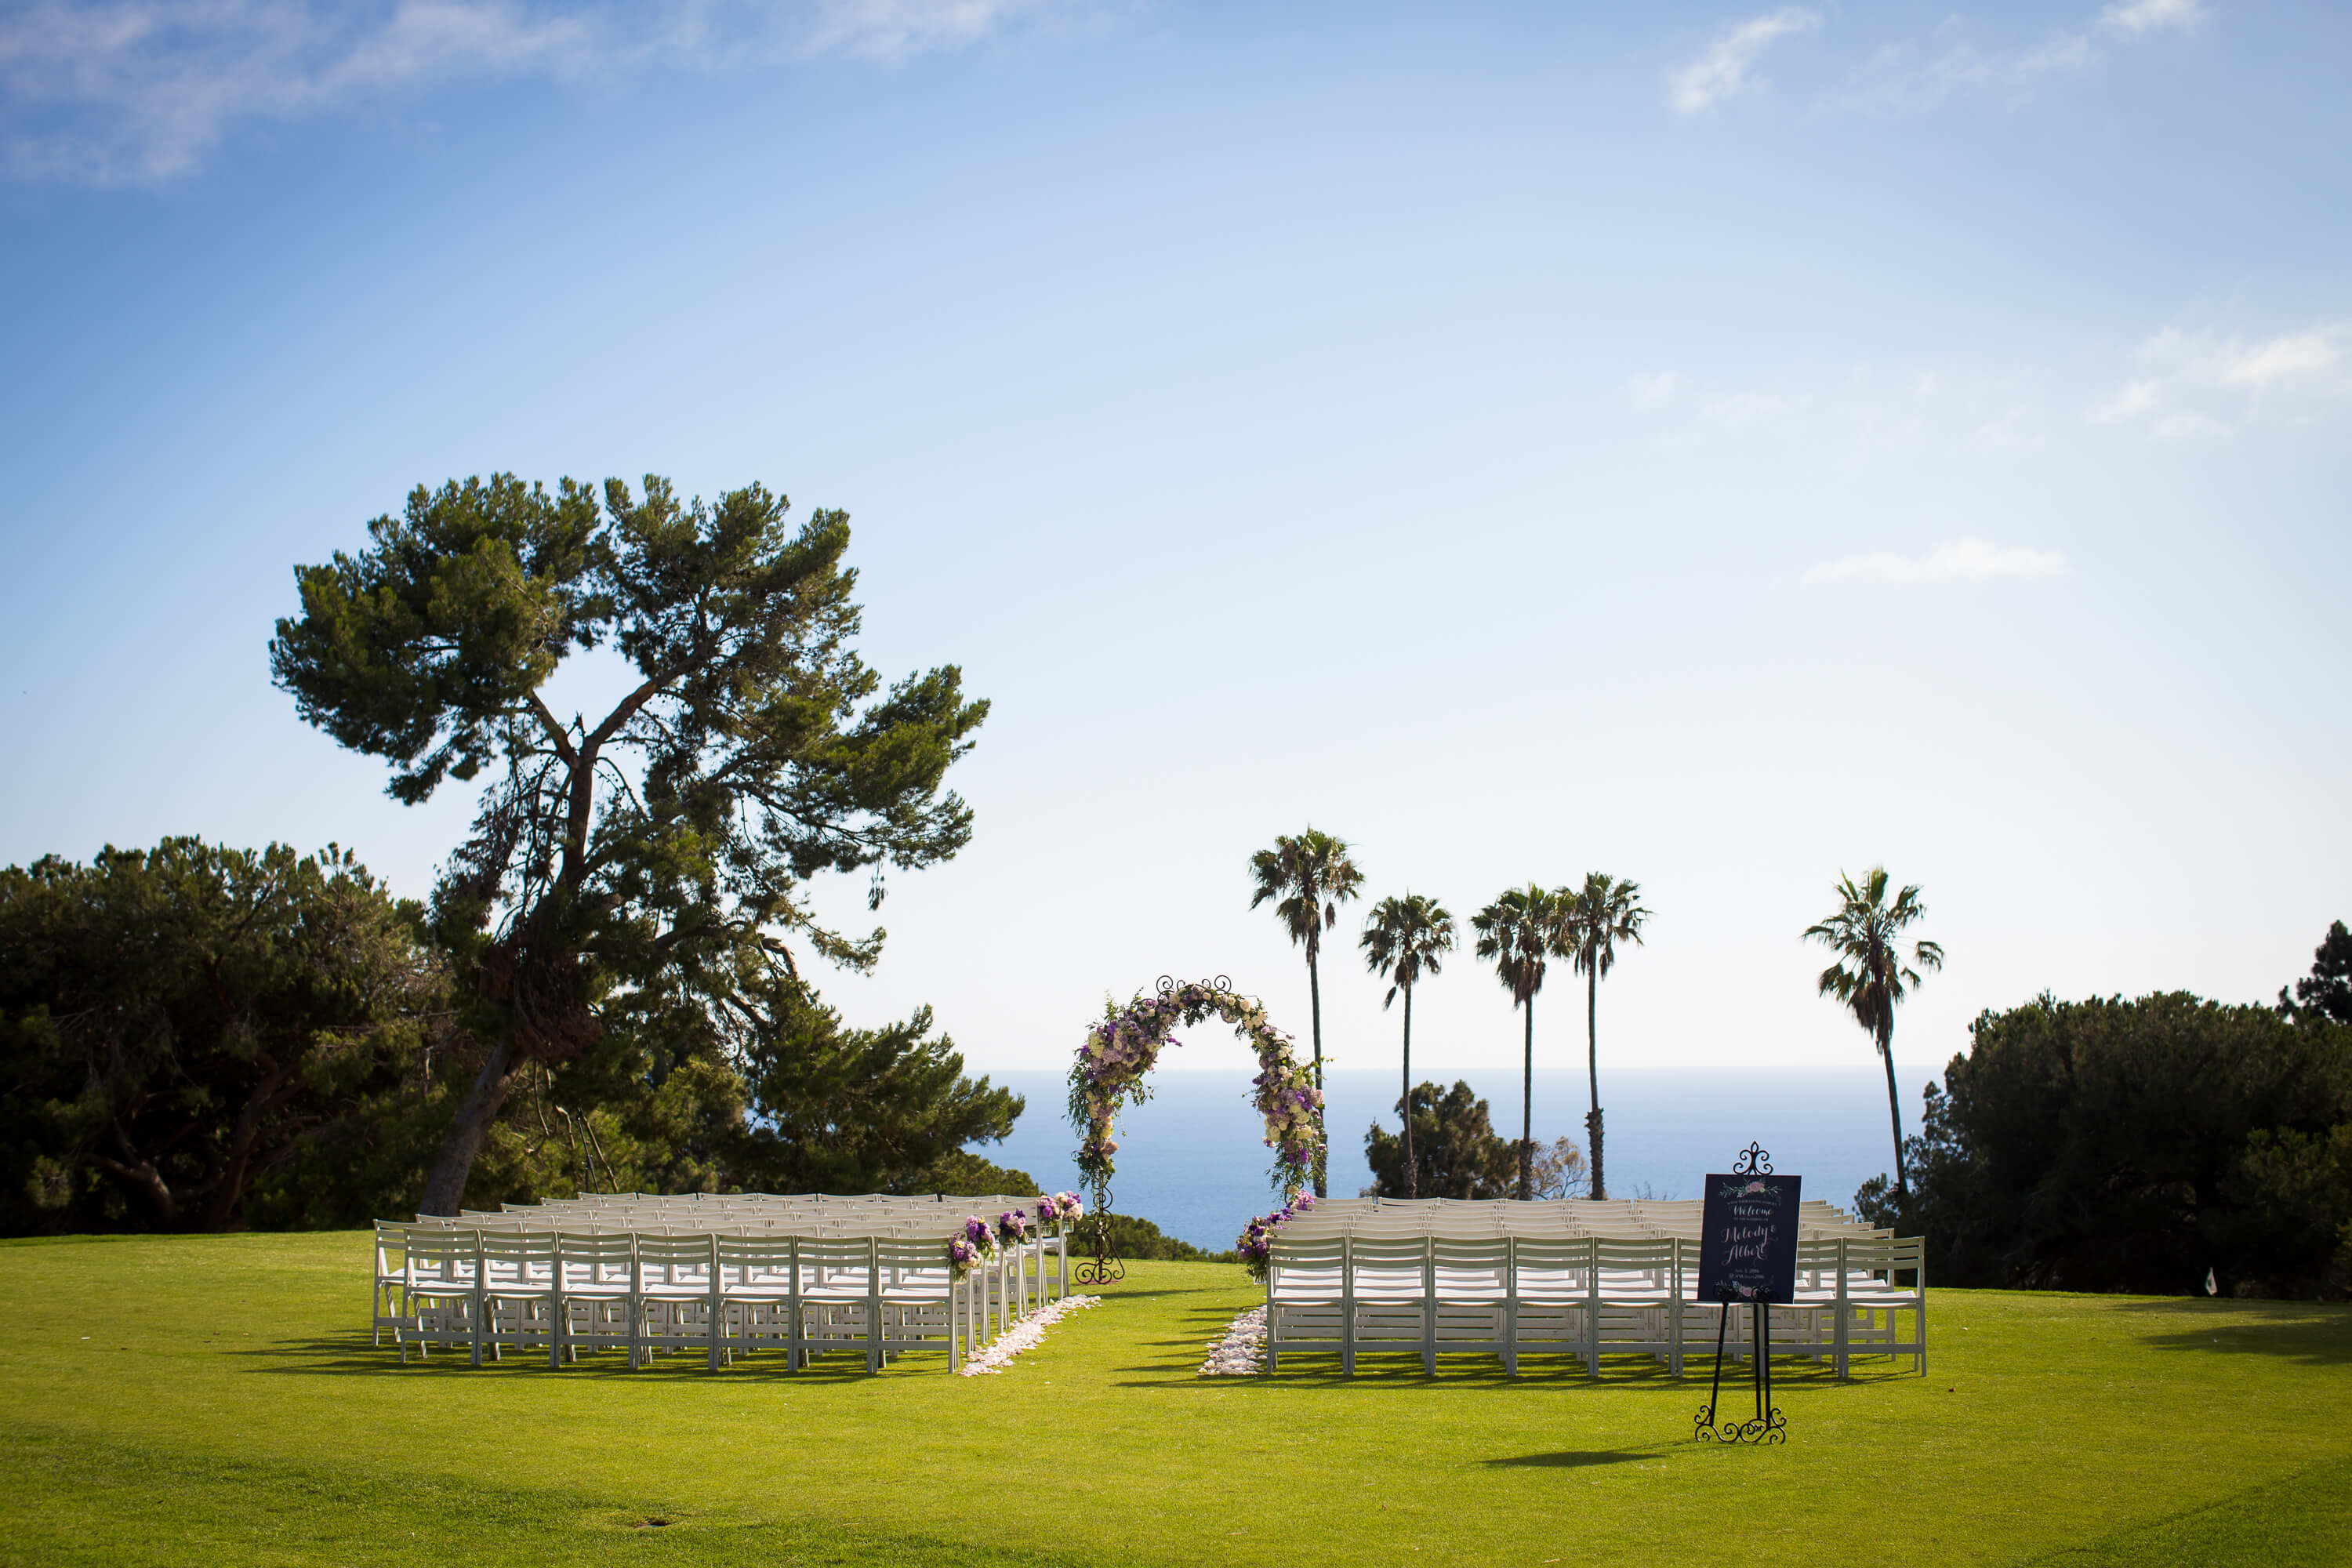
left=0, top=1234, right=2347, bottom=1566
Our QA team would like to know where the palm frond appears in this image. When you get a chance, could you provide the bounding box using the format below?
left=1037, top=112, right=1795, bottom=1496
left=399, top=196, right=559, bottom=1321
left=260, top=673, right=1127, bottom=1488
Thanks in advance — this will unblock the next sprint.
left=1359, top=891, right=1457, bottom=1009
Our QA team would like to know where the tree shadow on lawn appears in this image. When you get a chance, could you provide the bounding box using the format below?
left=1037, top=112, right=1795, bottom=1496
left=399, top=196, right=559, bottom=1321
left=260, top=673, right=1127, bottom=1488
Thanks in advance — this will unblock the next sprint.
left=2111, top=1298, right=2352, bottom=1367
left=1074, top=1283, right=1211, bottom=1303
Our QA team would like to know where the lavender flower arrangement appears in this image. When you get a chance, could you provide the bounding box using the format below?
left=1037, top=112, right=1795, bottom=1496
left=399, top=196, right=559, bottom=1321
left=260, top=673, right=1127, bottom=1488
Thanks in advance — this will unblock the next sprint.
left=1233, top=1192, right=1317, bottom=1281
left=995, top=1209, right=1035, bottom=1247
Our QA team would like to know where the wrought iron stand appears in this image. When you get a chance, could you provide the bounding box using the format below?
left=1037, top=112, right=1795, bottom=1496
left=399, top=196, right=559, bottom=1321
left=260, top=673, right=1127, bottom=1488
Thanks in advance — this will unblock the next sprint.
left=1072, top=1188, right=1125, bottom=1287
left=1693, top=1141, right=1789, bottom=1444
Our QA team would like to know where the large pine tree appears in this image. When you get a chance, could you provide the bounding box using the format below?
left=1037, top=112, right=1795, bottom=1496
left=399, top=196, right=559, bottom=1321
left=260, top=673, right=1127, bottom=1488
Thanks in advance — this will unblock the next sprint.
left=271, top=474, right=989, bottom=1211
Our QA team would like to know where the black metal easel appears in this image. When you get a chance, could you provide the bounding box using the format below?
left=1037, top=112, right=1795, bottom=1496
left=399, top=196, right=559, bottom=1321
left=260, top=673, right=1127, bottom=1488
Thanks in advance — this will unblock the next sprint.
left=1693, top=1142, right=1788, bottom=1444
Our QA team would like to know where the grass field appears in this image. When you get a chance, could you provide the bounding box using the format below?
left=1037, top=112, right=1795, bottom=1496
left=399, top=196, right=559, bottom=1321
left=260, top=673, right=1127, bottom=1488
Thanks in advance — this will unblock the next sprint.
left=1, top=1232, right=2348, bottom=1568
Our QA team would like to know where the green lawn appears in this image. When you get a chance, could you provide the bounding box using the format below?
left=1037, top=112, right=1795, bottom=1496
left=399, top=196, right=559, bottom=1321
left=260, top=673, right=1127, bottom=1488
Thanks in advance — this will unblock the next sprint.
left=1, top=1233, right=2348, bottom=1568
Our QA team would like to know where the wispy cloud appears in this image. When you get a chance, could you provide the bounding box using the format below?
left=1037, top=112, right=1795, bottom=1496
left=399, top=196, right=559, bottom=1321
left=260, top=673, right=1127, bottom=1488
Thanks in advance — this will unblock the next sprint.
left=1622, top=363, right=2049, bottom=449
left=1801, top=538, right=2068, bottom=586
left=808, top=0, right=1029, bottom=56
left=1824, top=0, right=2205, bottom=114
left=2098, top=0, right=2207, bottom=36
left=1665, top=8, right=1820, bottom=115
left=0, top=0, right=1040, bottom=183
left=2092, top=323, right=2350, bottom=440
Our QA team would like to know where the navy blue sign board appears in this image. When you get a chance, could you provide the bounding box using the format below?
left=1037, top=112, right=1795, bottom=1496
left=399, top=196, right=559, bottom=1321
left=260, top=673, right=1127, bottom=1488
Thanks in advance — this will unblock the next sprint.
left=1696, top=1171, right=1802, bottom=1305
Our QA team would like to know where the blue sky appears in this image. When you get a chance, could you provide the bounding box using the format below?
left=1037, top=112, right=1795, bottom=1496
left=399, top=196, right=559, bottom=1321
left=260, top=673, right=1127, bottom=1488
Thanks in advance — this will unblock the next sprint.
left=2, top=2, right=2347, bottom=1128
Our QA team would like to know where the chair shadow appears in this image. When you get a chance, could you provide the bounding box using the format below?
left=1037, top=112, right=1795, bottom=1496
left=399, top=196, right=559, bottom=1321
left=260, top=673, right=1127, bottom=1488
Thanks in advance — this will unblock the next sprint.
left=1113, top=1348, right=1917, bottom=1392
left=247, top=1334, right=941, bottom=1383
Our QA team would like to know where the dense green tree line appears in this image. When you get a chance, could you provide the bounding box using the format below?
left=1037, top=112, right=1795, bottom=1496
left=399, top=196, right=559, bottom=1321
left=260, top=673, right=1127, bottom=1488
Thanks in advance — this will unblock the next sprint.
left=1865, top=928, right=2352, bottom=1298
left=0, top=835, right=1029, bottom=1233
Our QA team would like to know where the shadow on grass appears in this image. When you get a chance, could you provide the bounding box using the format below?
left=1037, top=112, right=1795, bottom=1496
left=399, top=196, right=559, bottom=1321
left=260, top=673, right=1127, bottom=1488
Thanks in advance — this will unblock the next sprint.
left=1120, top=1351, right=1922, bottom=1392
left=2110, top=1298, right=2352, bottom=1367
left=247, top=1334, right=946, bottom=1384
left=1071, top=1283, right=1208, bottom=1303
left=1483, top=1448, right=1659, bottom=1468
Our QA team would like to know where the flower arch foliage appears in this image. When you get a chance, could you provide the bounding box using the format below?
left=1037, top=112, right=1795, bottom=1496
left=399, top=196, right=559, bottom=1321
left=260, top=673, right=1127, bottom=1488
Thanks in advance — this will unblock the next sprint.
left=1068, top=978, right=1325, bottom=1208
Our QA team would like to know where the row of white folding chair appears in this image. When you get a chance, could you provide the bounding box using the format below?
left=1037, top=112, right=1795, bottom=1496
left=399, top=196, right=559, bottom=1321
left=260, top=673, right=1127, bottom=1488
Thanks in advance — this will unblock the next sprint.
left=378, top=1219, right=1061, bottom=1370
left=1273, top=1231, right=1916, bottom=1314
left=1262, top=1233, right=1925, bottom=1377
left=1350, top=1197, right=1867, bottom=1235
left=1276, top=1211, right=1889, bottom=1246
left=379, top=1225, right=971, bottom=1372
left=510, top=1192, right=1047, bottom=1216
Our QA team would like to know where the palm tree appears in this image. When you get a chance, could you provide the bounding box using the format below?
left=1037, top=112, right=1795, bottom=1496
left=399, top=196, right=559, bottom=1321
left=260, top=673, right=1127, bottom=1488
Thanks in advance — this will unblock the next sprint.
left=1804, top=868, right=1944, bottom=1196
left=1249, top=827, right=1363, bottom=1197
left=1472, top=883, right=1566, bottom=1200
left=1359, top=893, right=1457, bottom=1200
left=1560, top=872, right=1647, bottom=1202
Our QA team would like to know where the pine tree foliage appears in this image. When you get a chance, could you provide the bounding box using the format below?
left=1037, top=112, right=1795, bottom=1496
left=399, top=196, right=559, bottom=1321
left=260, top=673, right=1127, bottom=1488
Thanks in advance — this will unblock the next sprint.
left=269, top=474, right=989, bottom=1210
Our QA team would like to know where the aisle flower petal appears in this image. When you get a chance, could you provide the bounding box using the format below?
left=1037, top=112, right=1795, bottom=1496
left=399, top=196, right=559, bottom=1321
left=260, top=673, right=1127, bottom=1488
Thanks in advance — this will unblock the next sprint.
left=1199, top=1305, right=1266, bottom=1376
left=959, top=1294, right=1102, bottom=1376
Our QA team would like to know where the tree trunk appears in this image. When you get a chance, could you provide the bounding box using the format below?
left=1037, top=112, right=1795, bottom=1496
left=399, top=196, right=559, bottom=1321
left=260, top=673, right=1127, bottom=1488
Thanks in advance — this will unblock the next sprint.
left=1878, top=1023, right=1908, bottom=1195
left=1401, top=985, right=1416, bottom=1200
left=1308, top=948, right=1327, bottom=1199
left=95, top=1147, right=177, bottom=1225
left=419, top=1036, right=517, bottom=1216
left=200, top=1061, right=291, bottom=1232
left=1519, top=995, right=1534, bottom=1201
left=1585, top=964, right=1605, bottom=1202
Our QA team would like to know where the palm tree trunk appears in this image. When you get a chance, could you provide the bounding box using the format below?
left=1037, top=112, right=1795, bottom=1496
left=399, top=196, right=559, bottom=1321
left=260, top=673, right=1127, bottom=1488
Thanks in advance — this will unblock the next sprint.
left=1308, top=947, right=1327, bottom=1199
left=1401, top=985, right=1416, bottom=1200
left=1878, top=1023, right=1908, bottom=1196
left=1585, top=963, right=1604, bottom=1202
left=1519, top=996, right=1534, bottom=1201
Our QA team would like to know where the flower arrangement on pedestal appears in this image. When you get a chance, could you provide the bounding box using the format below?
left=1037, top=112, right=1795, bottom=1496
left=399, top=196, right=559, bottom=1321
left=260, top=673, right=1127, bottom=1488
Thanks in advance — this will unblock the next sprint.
left=1234, top=1192, right=1316, bottom=1280
left=1065, top=980, right=1324, bottom=1214
left=995, top=1208, right=1036, bottom=1249
left=949, top=1214, right=997, bottom=1282
left=1036, top=1192, right=1084, bottom=1234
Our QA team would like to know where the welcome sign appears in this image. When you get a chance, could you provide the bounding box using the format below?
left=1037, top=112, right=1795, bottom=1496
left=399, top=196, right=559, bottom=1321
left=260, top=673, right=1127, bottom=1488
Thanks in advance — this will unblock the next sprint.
left=1695, top=1171, right=1802, bottom=1305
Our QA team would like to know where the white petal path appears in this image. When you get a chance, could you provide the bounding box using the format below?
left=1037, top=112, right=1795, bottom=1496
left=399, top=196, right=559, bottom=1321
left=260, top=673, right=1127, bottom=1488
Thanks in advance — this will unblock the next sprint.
left=959, top=1294, right=1102, bottom=1375
left=1198, top=1305, right=1265, bottom=1376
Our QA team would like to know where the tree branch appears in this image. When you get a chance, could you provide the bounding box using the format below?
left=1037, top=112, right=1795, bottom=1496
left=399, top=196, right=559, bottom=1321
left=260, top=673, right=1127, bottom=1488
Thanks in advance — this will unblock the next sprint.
left=526, top=693, right=581, bottom=768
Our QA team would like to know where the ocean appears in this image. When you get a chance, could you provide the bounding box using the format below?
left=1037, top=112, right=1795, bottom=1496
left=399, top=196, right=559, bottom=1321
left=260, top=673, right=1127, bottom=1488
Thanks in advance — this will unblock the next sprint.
left=978, top=1066, right=1915, bottom=1250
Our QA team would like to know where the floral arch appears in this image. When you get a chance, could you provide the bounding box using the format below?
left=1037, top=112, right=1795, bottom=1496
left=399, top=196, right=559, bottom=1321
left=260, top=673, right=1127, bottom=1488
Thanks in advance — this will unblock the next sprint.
left=1066, top=977, right=1326, bottom=1240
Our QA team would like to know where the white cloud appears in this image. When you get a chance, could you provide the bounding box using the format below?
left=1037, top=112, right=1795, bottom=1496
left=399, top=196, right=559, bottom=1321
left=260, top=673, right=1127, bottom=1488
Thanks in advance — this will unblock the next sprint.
left=1801, top=538, right=2069, bottom=586
left=1831, top=31, right=2096, bottom=111
left=1665, top=7, right=1820, bottom=115
left=1824, top=0, right=2201, bottom=114
left=0, top=0, right=1040, bottom=183
left=1624, top=363, right=2049, bottom=449
left=2092, top=323, right=2351, bottom=439
left=808, top=0, right=1030, bottom=57
left=2099, top=0, right=2206, bottom=36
